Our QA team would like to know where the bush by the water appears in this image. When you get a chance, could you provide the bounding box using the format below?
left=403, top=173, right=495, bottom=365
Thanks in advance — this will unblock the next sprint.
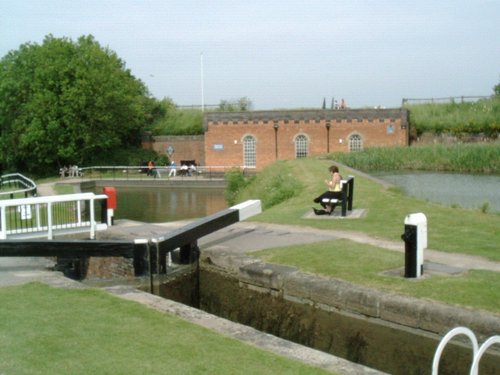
left=225, top=161, right=303, bottom=209
left=328, top=143, right=500, bottom=174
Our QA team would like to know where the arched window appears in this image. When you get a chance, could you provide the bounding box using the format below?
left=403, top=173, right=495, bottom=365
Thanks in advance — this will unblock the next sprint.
left=243, top=135, right=256, bottom=167
left=295, top=134, right=308, bottom=158
left=349, top=134, right=363, bottom=152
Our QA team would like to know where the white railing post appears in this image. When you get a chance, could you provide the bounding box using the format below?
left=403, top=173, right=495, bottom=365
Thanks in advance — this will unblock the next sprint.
left=35, top=203, right=42, bottom=230
left=90, top=197, right=96, bottom=240
left=0, top=206, right=6, bottom=240
left=432, top=327, right=479, bottom=375
left=47, top=202, right=53, bottom=240
left=77, top=200, right=82, bottom=226
left=470, top=336, right=500, bottom=375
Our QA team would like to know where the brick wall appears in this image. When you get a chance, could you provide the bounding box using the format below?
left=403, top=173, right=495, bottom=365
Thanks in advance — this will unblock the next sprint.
left=145, top=135, right=205, bottom=166
left=143, top=109, right=408, bottom=170
left=204, top=109, right=408, bottom=169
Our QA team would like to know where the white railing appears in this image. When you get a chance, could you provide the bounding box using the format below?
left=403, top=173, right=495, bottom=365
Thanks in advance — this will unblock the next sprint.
left=59, top=165, right=255, bottom=180
left=0, top=193, right=108, bottom=240
left=0, top=173, right=37, bottom=198
left=432, top=326, right=500, bottom=375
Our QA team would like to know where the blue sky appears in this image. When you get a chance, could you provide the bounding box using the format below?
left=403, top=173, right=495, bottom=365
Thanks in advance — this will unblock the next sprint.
left=1, top=0, right=499, bottom=109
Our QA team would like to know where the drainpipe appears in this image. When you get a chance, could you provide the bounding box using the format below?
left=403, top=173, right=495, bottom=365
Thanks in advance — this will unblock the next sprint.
left=273, top=122, right=279, bottom=160
left=325, top=122, right=331, bottom=153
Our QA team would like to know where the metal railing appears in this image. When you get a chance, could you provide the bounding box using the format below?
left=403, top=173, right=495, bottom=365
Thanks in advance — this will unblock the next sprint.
left=0, top=200, right=262, bottom=289
left=402, top=95, right=493, bottom=106
left=0, top=173, right=37, bottom=198
left=432, top=326, right=500, bottom=375
left=59, top=165, right=255, bottom=181
left=0, top=192, right=109, bottom=240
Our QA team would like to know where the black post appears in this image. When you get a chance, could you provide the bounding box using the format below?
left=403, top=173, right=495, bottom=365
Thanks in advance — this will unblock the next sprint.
left=341, top=182, right=348, bottom=217
left=101, top=199, right=108, bottom=224
left=347, top=177, right=354, bottom=211
left=180, top=241, right=199, bottom=264
left=325, top=122, right=331, bottom=153
left=133, top=242, right=149, bottom=277
left=402, top=225, right=418, bottom=278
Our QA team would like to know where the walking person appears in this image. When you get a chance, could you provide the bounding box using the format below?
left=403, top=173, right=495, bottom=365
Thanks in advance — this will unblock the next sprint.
left=168, top=161, right=177, bottom=177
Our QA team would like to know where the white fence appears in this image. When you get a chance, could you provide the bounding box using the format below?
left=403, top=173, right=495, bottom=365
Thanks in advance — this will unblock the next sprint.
left=59, top=165, right=255, bottom=181
left=0, top=193, right=109, bottom=240
left=0, top=173, right=37, bottom=198
left=432, top=326, right=500, bottom=375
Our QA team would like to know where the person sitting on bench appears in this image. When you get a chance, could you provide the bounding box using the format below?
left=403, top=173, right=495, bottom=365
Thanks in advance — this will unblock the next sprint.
left=313, top=165, right=343, bottom=215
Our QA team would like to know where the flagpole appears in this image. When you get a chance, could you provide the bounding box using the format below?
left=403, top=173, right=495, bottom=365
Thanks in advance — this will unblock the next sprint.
left=200, top=52, right=205, bottom=112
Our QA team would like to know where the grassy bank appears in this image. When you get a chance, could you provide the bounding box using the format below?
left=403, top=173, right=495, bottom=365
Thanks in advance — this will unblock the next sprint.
left=0, top=283, right=332, bottom=375
left=328, top=143, right=500, bottom=174
left=405, top=97, right=500, bottom=136
left=251, top=241, right=500, bottom=313
left=233, top=157, right=500, bottom=313
left=234, top=158, right=500, bottom=260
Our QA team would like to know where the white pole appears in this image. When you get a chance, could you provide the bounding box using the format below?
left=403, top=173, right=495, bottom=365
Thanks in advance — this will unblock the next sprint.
left=200, top=52, right=205, bottom=112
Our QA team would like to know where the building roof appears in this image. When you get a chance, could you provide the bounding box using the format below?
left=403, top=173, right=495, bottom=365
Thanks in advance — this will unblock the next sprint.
left=204, top=108, right=408, bottom=128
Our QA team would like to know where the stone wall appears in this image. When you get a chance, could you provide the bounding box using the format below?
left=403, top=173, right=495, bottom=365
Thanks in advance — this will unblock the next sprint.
left=85, top=257, right=135, bottom=279
left=199, top=249, right=500, bottom=375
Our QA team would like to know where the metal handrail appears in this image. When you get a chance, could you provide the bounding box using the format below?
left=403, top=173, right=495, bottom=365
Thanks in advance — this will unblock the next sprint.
left=0, top=173, right=37, bottom=198
left=0, top=192, right=108, bottom=240
left=432, top=326, right=499, bottom=375
left=59, top=165, right=255, bottom=181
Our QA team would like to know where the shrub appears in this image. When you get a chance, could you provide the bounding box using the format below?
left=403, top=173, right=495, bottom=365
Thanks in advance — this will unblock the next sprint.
left=233, top=161, right=303, bottom=209
left=224, top=169, right=254, bottom=206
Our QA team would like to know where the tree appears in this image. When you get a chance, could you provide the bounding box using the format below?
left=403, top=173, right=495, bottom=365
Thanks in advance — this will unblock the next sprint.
left=494, top=81, right=500, bottom=96
left=218, top=97, right=253, bottom=112
left=0, top=35, right=150, bottom=175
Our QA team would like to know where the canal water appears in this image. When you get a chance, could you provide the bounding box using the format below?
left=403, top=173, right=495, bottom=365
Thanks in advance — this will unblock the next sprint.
left=93, top=186, right=228, bottom=223
left=88, top=173, right=499, bottom=222
left=374, top=172, right=500, bottom=213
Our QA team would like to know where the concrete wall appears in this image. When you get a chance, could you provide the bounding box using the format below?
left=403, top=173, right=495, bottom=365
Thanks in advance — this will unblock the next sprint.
left=199, top=249, right=500, bottom=375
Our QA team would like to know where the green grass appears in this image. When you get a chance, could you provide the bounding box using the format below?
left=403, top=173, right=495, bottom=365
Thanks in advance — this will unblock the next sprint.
left=0, top=283, right=333, bottom=375
left=236, top=157, right=500, bottom=313
left=405, top=97, right=500, bottom=136
left=238, top=158, right=500, bottom=261
left=328, top=143, right=500, bottom=174
left=250, top=240, right=500, bottom=313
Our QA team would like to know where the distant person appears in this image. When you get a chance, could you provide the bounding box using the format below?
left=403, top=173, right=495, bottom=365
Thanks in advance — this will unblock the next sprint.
left=60, top=166, right=68, bottom=178
left=188, top=163, right=197, bottom=176
left=147, top=160, right=154, bottom=176
left=313, top=165, right=343, bottom=215
left=180, top=164, right=189, bottom=176
left=168, top=161, right=177, bottom=177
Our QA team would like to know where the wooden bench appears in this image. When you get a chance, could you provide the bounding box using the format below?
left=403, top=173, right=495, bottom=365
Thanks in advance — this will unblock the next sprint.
left=321, top=176, right=354, bottom=217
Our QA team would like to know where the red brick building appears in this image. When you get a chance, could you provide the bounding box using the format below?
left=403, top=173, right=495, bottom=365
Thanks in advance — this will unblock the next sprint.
left=204, top=108, right=408, bottom=170
left=144, top=108, right=409, bottom=170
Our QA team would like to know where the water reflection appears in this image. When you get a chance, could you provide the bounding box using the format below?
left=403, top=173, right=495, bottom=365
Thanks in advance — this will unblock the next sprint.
left=374, top=172, right=500, bottom=212
left=98, top=186, right=227, bottom=223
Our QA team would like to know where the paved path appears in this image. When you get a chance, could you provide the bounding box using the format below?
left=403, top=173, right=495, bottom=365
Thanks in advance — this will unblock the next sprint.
left=99, top=219, right=500, bottom=273
left=2, top=184, right=499, bottom=288
left=35, top=180, right=500, bottom=273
